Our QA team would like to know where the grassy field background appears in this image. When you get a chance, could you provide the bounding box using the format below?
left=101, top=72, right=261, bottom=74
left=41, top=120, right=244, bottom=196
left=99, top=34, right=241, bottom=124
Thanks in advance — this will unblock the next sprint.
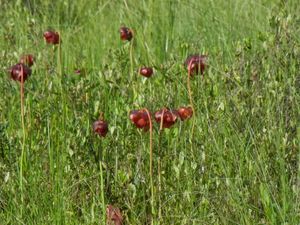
left=0, top=0, right=299, bottom=224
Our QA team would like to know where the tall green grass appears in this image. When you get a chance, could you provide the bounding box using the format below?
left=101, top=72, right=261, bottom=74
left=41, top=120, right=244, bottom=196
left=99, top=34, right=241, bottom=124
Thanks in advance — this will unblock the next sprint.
left=0, top=0, right=299, bottom=224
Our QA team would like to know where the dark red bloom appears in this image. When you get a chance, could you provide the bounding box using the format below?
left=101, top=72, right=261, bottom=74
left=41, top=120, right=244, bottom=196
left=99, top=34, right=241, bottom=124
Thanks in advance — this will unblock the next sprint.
left=106, top=205, right=123, bottom=225
left=20, top=54, right=34, bottom=67
left=93, top=120, right=108, bottom=137
left=43, top=30, right=60, bottom=45
left=177, top=106, right=193, bottom=121
left=129, top=109, right=151, bottom=131
left=154, top=108, right=178, bottom=128
left=184, top=54, right=207, bottom=76
left=120, top=26, right=133, bottom=41
left=74, top=69, right=81, bottom=75
left=139, top=67, right=153, bottom=78
left=9, top=63, right=32, bottom=82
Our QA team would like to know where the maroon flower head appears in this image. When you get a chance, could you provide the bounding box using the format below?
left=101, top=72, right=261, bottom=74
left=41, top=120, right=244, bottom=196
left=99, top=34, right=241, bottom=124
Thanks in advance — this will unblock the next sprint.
left=20, top=54, right=34, bottom=67
left=43, top=30, right=60, bottom=45
left=139, top=67, right=153, bottom=78
left=177, top=106, right=193, bottom=121
left=154, top=108, right=178, bottom=128
left=74, top=69, right=81, bottom=75
left=93, top=120, right=109, bottom=137
left=106, top=205, right=123, bottom=225
left=184, top=54, right=207, bottom=76
left=129, top=109, right=151, bottom=131
left=9, top=63, right=32, bottom=82
left=120, top=26, right=133, bottom=41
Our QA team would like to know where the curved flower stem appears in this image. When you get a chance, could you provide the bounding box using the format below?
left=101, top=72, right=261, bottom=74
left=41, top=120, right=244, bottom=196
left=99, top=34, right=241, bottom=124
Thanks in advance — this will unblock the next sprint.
left=51, top=47, right=54, bottom=69
left=99, top=141, right=106, bottom=224
left=97, top=111, right=106, bottom=223
left=159, top=109, right=166, bottom=131
left=157, top=109, right=166, bottom=222
left=130, top=40, right=134, bottom=78
left=143, top=108, right=154, bottom=224
left=19, top=65, right=26, bottom=218
left=99, top=112, right=104, bottom=121
left=56, top=31, right=67, bottom=221
left=58, top=33, right=63, bottom=85
left=187, top=61, right=196, bottom=138
left=157, top=148, right=162, bottom=222
left=129, top=40, right=136, bottom=96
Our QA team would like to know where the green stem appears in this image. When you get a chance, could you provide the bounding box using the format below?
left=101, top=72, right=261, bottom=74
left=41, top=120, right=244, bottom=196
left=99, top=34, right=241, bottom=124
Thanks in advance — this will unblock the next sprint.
left=99, top=159, right=106, bottom=224
left=19, top=65, right=26, bottom=219
left=56, top=31, right=66, bottom=222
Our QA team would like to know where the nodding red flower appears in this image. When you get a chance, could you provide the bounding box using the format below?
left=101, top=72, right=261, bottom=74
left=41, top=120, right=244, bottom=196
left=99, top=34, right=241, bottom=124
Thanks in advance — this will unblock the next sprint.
left=184, top=54, right=207, bottom=76
left=93, top=120, right=109, bottom=137
left=74, top=69, right=81, bottom=75
left=20, top=54, right=34, bottom=67
left=139, top=67, right=153, bottom=78
left=129, top=109, right=151, bottom=131
left=106, top=205, right=123, bottom=225
left=9, top=63, right=32, bottom=82
left=154, top=108, right=178, bottom=128
left=120, top=26, right=133, bottom=41
left=177, top=106, right=193, bottom=121
left=43, top=30, right=60, bottom=45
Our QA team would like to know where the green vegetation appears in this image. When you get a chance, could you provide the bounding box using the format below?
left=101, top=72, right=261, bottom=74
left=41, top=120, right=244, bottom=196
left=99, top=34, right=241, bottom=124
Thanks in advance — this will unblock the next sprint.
left=0, top=0, right=299, bottom=224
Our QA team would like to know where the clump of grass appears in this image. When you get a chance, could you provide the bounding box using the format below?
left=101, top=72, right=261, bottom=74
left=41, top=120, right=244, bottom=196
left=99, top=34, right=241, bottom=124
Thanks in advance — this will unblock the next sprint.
left=0, top=0, right=299, bottom=224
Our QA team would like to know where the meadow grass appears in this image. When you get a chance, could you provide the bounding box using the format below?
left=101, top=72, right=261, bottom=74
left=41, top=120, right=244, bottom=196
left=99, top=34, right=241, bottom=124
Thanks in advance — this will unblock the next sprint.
left=0, top=0, right=299, bottom=224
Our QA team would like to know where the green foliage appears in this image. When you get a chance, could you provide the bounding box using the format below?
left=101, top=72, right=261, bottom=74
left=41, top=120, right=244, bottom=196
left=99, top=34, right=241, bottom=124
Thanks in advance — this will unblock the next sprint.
left=0, top=0, right=299, bottom=224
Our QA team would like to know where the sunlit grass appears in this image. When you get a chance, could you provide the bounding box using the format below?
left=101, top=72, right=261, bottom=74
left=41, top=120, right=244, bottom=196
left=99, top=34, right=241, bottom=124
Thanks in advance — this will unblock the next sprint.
left=0, top=0, right=299, bottom=224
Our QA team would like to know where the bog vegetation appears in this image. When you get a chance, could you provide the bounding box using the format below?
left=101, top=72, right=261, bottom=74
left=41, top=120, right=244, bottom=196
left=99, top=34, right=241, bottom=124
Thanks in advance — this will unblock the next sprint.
left=0, top=0, right=299, bottom=224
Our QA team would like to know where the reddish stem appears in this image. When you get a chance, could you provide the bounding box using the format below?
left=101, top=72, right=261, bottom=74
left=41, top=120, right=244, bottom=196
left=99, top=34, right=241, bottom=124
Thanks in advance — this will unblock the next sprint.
left=99, top=112, right=104, bottom=121
left=187, top=60, right=196, bottom=137
left=19, top=64, right=26, bottom=217
left=20, top=64, right=25, bottom=139
left=159, top=108, right=166, bottom=131
left=142, top=108, right=154, bottom=222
